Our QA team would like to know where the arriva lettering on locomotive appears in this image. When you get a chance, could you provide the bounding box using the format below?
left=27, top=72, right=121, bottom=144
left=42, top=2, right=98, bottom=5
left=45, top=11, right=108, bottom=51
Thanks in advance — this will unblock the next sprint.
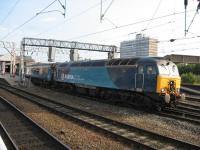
left=66, top=74, right=74, bottom=80
left=61, top=73, right=83, bottom=81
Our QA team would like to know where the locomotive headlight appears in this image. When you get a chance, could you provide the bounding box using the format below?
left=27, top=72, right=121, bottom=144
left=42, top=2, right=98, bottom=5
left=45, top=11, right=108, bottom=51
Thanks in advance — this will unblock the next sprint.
left=161, top=88, right=165, bottom=93
left=169, top=81, right=174, bottom=85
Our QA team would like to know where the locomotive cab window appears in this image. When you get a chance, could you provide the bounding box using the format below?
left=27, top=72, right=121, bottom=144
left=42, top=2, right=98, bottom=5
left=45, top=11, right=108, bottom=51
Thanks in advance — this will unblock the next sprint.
left=147, top=66, right=156, bottom=74
left=170, top=65, right=179, bottom=76
left=138, top=66, right=144, bottom=74
left=158, top=64, right=170, bottom=75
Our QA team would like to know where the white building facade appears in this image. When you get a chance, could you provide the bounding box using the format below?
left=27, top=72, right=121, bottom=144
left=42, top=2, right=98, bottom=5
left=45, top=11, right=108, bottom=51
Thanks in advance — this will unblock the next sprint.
left=120, top=34, right=158, bottom=58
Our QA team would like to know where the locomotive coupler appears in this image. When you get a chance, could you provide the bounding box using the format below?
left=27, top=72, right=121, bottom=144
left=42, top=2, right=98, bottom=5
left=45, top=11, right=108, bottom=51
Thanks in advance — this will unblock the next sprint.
left=168, top=80, right=177, bottom=107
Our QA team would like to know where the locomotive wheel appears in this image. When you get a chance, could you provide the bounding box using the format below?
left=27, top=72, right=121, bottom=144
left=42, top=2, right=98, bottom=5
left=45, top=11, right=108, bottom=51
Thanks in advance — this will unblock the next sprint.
left=155, top=104, right=162, bottom=112
left=170, top=94, right=177, bottom=108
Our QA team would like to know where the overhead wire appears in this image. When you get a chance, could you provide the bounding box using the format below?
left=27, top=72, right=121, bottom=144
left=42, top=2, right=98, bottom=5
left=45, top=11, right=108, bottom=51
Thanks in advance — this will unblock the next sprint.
left=99, top=20, right=176, bottom=43
left=143, top=0, right=163, bottom=31
left=100, top=0, right=115, bottom=21
left=67, top=10, right=196, bottom=41
left=186, top=0, right=200, bottom=35
left=159, top=47, right=200, bottom=54
left=0, top=1, right=196, bottom=44
left=93, top=28, right=200, bottom=48
left=1, top=0, right=198, bottom=57
left=159, top=40, right=200, bottom=47
left=159, top=35, right=200, bottom=43
left=158, top=34, right=200, bottom=54
left=0, top=0, right=58, bottom=40
left=35, top=1, right=105, bottom=36
left=186, top=11, right=198, bottom=33
left=99, top=34, right=200, bottom=54
left=101, top=31, right=200, bottom=55
left=0, top=0, right=21, bottom=25
left=98, top=11, right=198, bottom=44
left=98, top=11, right=199, bottom=44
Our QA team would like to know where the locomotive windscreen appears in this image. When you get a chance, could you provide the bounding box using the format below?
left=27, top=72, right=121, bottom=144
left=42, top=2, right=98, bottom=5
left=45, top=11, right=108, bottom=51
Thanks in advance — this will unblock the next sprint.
left=158, top=64, right=179, bottom=76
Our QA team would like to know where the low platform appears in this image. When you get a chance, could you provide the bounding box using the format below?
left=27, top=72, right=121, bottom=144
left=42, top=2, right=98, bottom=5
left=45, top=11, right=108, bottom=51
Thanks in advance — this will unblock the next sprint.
left=0, top=74, right=20, bottom=86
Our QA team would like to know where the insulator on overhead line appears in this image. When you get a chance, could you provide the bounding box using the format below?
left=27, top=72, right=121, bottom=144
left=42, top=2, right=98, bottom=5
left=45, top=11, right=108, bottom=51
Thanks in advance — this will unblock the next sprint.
left=197, top=1, right=200, bottom=11
left=169, top=39, right=176, bottom=42
left=184, top=0, right=188, bottom=8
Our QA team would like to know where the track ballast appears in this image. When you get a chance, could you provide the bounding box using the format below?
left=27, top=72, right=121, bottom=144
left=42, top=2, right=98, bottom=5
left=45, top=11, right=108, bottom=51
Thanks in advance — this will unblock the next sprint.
left=0, top=84, right=199, bottom=150
left=0, top=96, right=70, bottom=150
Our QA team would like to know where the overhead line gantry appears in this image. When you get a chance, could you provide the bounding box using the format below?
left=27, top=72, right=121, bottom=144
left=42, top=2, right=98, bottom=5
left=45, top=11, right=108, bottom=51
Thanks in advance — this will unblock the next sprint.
left=20, top=37, right=118, bottom=81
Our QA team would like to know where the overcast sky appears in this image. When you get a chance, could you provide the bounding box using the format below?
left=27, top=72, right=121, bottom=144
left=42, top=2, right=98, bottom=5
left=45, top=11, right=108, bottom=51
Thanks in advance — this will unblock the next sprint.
left=0, top=0, right=200, bottom=62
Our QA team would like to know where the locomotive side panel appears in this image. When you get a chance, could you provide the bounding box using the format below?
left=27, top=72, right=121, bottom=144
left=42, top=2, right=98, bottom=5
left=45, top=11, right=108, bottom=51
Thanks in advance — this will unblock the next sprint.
left=138, top=63, right=158, bottom=92
left=106, top=66, right=136, bottom=90
left=28, top=64, right=54, bottom=84
left=55, top=66, right=118, bottom=89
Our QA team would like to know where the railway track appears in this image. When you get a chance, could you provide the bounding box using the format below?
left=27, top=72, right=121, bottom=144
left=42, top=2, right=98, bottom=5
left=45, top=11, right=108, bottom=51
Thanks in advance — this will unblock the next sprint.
left=0, top=122, right=18, bottom=150
left=0, top=84, right=199, bottom=149
left=0, top=96, right=70, bottom=150
left=182, top=84, right=200, bottom=91
left=186, top=95, right=200, bottom=103
left=161, top=108, right=200, bottom=125
left=181, top=86, right=200, bottom=97
left=1, top=79, right=200, bottom=124
left=159, top=99, right=200, bottom=125
left=177, top=102, right=200, bottom=114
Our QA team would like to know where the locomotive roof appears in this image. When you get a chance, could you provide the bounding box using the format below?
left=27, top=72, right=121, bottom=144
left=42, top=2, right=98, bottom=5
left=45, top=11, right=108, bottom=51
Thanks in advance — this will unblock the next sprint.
left=27, top=62, right=58, bottom=67
left=57, top=57, right=170, bottom=67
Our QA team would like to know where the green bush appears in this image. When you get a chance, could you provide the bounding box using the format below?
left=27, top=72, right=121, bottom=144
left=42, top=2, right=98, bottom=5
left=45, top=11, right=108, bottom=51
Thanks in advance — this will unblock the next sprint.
left=181, top=73, right=195, bottom=84
left=181, top=73, right=200, bottom=84
left=195, top=75, right=200, bottom=84
left=178, top=64, right=200, bottom=75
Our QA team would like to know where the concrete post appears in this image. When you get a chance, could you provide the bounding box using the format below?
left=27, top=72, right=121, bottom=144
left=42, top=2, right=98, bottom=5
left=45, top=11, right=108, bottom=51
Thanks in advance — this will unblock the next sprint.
left=2, top=62, right=5, bottom=75
left=11, top=43, right=16, bottom=77
left=20, top=42, right=25, bottom=82
left=10, top=53, right=13, bottom=76
left=48, top=47, right=56, bottom=62
left=13, top=48, right=16, bottom=77
left=108, top=51, right=117, bottom=59
left=70, top=49, right=79, bottom=61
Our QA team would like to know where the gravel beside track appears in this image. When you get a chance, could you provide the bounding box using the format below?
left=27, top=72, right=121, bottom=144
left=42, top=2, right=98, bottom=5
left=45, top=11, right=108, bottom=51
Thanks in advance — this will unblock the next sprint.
left=0, top=96, right=70, bottom=150
left=1, top=86, right=200, bottom=149
left=16, top=86, right=200, bottom=146
left=0, top=89, right=132, bottom=150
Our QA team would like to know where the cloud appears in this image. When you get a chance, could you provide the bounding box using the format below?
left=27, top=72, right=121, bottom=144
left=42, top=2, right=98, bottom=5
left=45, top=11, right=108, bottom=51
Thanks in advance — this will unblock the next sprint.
left=0, top=26, right=8, bottom=32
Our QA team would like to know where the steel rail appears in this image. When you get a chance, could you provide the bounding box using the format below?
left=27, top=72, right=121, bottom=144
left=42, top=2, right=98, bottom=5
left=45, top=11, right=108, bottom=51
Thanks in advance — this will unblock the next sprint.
left=0, top=84, right=199, bottom=149
left=160, top=108, right=200, bottom=125
left=176, top=104, right=200, bottom=114
left=0, top=122, right=19, bottom=150
left=0, top=96, right=70, bottom=150
left=186, top=95, right=200, bottom=102
left=178, top=101, right=200, bottom=110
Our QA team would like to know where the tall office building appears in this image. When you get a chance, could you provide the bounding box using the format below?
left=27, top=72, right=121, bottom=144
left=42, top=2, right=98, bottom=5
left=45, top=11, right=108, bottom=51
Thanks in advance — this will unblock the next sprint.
left=120, top=34, right=158, bottom=58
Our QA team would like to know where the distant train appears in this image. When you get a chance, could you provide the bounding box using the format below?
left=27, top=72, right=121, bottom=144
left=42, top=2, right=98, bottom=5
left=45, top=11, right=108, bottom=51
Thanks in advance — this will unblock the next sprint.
left=26, top=57, right=183, bottom=110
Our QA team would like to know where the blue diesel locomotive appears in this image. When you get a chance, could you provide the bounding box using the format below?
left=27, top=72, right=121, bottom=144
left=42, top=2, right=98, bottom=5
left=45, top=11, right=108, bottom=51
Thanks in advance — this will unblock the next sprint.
left=27, top=57, right=182, bottom=110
